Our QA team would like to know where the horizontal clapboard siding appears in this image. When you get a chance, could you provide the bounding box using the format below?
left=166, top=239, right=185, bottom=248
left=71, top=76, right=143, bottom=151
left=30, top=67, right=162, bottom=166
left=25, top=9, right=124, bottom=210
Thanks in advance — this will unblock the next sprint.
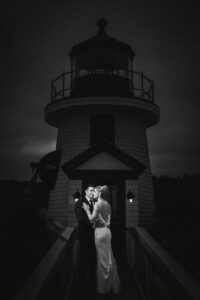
left=48, top=111, right=89, bottom=226
left=116, top=112, right=155, bottom=228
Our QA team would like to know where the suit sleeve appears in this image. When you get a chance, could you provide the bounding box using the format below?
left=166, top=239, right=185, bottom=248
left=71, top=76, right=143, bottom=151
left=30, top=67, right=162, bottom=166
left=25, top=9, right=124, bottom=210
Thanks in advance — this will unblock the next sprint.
left=75, top=199, right=91, bottom=225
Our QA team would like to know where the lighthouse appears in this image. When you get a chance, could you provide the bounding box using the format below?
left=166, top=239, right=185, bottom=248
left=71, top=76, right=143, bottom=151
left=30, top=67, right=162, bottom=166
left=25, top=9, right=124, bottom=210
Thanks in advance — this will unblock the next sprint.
left=44, top=18, right=159, bottom=262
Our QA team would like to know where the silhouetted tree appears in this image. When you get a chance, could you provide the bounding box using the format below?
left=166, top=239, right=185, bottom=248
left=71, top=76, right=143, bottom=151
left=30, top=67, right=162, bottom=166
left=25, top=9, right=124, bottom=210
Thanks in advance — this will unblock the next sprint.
left=152, top=173, right=200, bottom=280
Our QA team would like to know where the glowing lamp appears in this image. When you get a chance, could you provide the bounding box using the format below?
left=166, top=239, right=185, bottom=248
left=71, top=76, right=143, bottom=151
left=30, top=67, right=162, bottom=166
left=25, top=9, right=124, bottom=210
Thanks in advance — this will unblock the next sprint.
left=73, top=190, right=81, bottom=202
left=126, top=189, right=135, bottom=203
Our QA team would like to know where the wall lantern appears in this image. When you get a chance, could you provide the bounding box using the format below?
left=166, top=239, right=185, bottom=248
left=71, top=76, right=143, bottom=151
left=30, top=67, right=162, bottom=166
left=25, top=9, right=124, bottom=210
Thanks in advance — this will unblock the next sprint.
left=126, top=189, right=135, bottom=203
left=73, top=190, right=81, bottom=202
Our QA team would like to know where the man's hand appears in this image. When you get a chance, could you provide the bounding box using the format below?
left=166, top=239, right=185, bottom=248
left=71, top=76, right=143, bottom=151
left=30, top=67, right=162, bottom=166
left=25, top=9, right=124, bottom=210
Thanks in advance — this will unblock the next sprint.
left=82, top=203, right=89, bottom=211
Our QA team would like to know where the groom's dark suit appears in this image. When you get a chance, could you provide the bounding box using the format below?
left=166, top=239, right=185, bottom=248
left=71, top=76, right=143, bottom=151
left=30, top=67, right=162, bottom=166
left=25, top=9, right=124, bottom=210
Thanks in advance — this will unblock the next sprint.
left=75, top=197, right=96, bottom=287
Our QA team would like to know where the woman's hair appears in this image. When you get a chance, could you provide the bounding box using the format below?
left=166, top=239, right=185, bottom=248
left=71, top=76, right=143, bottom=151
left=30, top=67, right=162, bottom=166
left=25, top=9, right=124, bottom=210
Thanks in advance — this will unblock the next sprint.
left=94, top=186, right=101, bottom=192
left=97, top=185, right=110, bottom=201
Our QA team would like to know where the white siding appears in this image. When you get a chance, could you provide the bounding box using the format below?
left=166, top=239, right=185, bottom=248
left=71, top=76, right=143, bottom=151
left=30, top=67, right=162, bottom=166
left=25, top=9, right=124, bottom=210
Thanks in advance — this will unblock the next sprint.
left=116, top=112, right=155, bottom=228
left=48, top=111, right=89, bottom=226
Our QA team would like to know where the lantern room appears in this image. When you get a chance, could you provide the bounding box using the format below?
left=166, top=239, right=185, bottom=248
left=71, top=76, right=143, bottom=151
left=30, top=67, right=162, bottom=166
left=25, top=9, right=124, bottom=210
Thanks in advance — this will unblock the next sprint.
left=69, top=18, right=135, bottom=98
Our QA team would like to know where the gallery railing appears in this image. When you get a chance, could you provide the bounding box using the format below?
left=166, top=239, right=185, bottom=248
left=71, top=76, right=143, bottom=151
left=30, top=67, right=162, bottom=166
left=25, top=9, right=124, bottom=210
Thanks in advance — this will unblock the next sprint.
left=50, top=69, right=154, bottom=103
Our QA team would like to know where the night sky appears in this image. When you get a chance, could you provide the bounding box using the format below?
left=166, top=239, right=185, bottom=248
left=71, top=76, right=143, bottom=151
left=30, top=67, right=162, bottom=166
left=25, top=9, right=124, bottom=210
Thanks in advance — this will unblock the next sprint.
left=1, top=0, right=200, bottom=180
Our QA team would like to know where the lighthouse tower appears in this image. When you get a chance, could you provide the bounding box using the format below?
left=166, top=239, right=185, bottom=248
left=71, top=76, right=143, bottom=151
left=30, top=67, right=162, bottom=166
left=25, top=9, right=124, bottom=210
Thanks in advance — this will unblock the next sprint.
left=45, top=19, right=159, bottom=261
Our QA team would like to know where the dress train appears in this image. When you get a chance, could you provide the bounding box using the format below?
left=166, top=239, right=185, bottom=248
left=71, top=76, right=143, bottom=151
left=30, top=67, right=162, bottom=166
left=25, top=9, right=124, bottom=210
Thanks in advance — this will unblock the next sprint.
left=95, top=226, right=121, bottom=294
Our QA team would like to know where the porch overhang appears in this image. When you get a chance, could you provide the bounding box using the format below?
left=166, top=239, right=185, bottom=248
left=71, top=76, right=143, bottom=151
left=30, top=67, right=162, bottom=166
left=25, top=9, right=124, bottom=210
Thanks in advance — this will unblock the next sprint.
left=62, top=142, right=146, bottom=179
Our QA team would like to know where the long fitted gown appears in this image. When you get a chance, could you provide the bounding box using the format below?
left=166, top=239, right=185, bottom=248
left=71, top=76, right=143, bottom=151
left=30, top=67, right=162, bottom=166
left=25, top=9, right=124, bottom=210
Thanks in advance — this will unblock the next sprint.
left=94, top=200, right=121, bottom=294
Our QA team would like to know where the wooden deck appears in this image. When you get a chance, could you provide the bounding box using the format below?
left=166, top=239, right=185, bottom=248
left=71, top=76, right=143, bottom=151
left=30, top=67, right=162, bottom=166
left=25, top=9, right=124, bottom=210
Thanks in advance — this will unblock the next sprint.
left=68, top=266, right=143, bottom=300
left=15, top=227, right=200, bottom=300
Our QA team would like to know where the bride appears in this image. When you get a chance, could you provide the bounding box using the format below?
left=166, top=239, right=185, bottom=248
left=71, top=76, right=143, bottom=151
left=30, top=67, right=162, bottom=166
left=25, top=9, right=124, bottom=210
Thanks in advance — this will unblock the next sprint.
left=82, top=185, right=121, bottom=294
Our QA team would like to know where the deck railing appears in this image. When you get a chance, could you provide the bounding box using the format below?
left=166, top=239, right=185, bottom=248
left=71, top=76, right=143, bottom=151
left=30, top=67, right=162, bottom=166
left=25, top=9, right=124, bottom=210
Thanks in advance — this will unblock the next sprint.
left=14, top=226, right=200, bottom=300
left=14, top=227, right=79, bottom=300
left=127, top=227, right=200, bottom=300
left=50, top=69, right=154, bottom=103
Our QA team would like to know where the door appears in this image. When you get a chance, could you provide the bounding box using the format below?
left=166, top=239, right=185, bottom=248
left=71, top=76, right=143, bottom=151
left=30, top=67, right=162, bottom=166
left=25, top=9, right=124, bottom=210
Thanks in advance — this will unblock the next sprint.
left=83, top=178, right=126, bottom=266
left=108, top=181, right=126, bottom=266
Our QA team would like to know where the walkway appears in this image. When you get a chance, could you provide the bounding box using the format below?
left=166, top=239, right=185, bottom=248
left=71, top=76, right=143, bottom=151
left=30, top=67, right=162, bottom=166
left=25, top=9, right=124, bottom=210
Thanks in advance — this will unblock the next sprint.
left=68, top=266, right=143, bottom=300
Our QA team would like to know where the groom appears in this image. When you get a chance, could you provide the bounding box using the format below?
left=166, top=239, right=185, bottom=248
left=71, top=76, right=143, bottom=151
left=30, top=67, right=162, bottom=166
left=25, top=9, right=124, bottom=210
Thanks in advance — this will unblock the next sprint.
left=75, top=184, right=96, bottom=288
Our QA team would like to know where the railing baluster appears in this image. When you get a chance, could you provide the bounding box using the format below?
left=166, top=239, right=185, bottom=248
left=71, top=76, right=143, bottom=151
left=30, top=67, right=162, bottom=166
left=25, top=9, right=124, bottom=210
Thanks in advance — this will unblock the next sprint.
left=62, top=71, right=65, bottom=98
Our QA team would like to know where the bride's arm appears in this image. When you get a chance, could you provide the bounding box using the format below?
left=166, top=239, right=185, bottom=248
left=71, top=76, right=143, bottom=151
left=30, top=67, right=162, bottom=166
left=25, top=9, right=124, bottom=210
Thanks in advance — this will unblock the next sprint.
left=82, top=202, right=100, bottom=223
left=107, top=214, right=111, bottom=226
left=98, top=213, right=110, bottom=227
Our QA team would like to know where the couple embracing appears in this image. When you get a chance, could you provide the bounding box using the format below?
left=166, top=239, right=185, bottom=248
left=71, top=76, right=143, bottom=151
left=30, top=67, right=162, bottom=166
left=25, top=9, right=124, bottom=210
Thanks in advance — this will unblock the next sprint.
left=75, top=184, right=121, bottom=295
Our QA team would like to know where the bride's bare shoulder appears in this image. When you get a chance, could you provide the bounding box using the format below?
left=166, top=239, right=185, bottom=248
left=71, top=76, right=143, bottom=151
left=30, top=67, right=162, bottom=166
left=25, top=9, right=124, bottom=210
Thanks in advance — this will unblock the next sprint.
left=102, top=200, right=110, bottom=210
left=94, top=201, right=100, bottom=209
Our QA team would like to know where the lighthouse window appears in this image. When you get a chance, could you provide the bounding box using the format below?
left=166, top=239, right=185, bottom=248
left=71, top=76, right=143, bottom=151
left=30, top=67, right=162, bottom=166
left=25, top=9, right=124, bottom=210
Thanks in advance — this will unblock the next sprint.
left=90, top=115, right=115, bottom=145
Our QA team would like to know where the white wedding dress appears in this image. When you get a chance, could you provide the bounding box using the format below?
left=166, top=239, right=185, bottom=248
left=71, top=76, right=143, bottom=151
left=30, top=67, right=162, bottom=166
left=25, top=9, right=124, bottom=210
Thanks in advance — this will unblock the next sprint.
left=94, top=200, right=121, bottom=294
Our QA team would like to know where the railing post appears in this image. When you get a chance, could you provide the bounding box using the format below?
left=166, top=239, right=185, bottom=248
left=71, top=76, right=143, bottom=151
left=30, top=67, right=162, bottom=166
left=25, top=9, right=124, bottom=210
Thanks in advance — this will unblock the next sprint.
left=141, top=72, right=144, bottom=98
left=131, top=70, right=134, bottom=96
left=144, top=255, right=153, bottom=300
left=62, top=71, right=65, bottom=98
left=70, top=60, right=73, bottom=85
left=131, top=69, right=133, bottom=83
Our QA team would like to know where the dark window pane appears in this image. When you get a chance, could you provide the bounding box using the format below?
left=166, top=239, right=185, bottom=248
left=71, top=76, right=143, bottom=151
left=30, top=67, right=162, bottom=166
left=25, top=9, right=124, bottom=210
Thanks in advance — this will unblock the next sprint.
left=90, top=115, right=115, bottom=145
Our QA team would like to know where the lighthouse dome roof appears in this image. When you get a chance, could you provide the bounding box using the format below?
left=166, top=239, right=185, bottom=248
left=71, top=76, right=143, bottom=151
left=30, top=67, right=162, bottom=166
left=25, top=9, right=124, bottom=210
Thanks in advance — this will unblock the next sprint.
left=69, top=18, right=135, bottom=59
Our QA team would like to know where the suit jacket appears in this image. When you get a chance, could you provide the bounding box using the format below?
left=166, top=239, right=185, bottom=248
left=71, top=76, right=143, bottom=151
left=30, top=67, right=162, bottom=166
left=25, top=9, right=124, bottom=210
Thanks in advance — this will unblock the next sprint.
left=75, top=197, right=94, bottom=240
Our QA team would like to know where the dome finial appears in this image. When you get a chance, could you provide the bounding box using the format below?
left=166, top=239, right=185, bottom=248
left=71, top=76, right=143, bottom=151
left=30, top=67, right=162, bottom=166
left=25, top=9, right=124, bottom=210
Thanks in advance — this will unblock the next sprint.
left=97, top=17, right=107, bottom=28
left=97, top=17, right=107, bottom=35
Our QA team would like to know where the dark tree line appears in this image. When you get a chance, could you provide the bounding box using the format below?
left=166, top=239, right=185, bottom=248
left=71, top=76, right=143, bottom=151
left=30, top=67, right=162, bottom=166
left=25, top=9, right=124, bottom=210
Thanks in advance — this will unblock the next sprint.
left=0, top=180, right=61, bottom=299
left=151, top=173, right=200, bottom=281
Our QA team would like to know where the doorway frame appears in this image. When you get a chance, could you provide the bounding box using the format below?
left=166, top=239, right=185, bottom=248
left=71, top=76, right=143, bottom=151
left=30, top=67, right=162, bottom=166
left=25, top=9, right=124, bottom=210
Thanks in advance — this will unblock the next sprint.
left=81, top=171, right=127, bottom=265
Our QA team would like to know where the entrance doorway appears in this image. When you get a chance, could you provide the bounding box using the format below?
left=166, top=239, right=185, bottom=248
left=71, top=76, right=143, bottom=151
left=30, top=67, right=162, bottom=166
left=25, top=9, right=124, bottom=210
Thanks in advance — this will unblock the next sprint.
left=83, top=178, right=126, bottom=265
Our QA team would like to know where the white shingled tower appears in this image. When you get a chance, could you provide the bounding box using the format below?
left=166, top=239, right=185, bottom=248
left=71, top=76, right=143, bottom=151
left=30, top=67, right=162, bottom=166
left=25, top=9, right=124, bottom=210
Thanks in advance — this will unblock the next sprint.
left=44, top=18, right=160, bottom=263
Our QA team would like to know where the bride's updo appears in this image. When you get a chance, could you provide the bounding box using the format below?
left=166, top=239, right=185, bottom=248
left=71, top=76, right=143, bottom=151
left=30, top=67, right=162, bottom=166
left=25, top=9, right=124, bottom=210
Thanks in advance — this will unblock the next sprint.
left=99, top=185, right=110, bottom=201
